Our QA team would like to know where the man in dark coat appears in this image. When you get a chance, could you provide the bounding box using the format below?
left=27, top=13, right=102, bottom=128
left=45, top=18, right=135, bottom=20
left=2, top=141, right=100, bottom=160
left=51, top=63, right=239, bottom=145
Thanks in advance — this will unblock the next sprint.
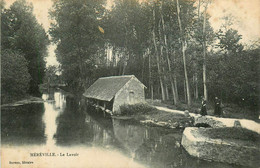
left=214, top=97, right=222, bottom=117
left=200, top=97, right=207, bottom=116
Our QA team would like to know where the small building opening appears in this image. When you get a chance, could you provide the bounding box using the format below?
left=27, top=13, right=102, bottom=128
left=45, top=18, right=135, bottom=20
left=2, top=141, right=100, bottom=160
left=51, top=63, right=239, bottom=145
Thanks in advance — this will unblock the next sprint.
left=129, top=90, right=134, bottom=104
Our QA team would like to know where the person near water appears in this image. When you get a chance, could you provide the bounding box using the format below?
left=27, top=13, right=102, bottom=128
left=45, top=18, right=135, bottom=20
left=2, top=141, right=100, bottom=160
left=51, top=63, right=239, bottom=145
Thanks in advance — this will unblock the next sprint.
left=200, top=97, right=207, bottom=116
left=214, top=97, right=222, bottom=117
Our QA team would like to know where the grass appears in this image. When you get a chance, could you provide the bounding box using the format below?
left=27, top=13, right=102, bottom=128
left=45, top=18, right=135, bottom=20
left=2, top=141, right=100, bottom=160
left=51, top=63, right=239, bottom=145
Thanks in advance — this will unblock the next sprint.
left=120, top=103, right=157, bottom=116
left=147, top=99, right=259, bottom=121
left=143, top=110, right=194, bottom=128
left=119, top=103, right=194, bottom=128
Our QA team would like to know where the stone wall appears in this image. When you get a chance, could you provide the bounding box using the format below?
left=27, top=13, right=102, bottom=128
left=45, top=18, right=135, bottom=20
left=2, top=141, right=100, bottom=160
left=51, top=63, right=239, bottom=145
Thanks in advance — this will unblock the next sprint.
left=113, top=78, right=145, bottom=114
left=181, top=127, right=260, bottom=167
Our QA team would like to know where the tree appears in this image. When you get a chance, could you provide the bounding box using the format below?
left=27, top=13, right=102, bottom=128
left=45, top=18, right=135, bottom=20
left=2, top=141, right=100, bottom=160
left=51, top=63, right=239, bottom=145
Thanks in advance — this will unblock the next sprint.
left=202, top=0, right=209, bottom=101
left=152, top=1, right=166, bottom=101
left=176, top=0, right=191, bottom=105
left=217, top=28, right=243, bottom=54
left=49, top=0, right=106, bottom=94
left=1, top=0, right=49, bottom=96
left=43, top=65, right=61, bottom=87
left=1, top=49, right=31, bottom=103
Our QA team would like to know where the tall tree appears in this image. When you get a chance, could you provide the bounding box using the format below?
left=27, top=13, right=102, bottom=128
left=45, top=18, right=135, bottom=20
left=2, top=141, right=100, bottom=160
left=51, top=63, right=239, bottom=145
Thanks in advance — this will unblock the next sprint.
left=1, top=0, right=49, bottom=96
left=160, top=1, right=178, bottom=104
left=176, top=0, right=191, bottom=105
left=1, top=49, right=31, bottom=103
left=49, top=0, right=106, bottom=94
left=152, top=2, right=165, bottom=101
left=202, top=0, right=209, bottom=101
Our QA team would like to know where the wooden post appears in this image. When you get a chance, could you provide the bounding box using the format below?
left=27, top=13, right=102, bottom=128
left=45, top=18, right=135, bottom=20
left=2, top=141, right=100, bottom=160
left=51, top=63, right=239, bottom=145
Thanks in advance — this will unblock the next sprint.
left=97, top=100, right=100, bottom=112
left=85, top=99, right=88, bottom=111
left=103, top=102, right=106, bottom=117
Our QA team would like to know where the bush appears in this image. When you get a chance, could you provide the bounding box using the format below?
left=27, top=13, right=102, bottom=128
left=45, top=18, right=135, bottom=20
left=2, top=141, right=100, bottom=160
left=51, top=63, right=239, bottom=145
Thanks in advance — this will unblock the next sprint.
left=120, top=103, right=156, bottom=116
left=1, top=49, right=31, bottom=103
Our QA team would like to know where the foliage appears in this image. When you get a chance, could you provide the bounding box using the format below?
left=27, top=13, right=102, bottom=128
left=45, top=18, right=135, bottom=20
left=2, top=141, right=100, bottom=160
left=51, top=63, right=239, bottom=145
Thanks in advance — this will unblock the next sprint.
left=49, top=0, right=106, bottom=94
left=1, top=0, right=49, bottom=96
left=48, top=0, right=259, bottom=116
left=207, top=29, right=259, bottom=110
left=217, top=28, right=243, bottom=53
left=43, top=65, right=61, bottom=86
left=120, top=103, right=156, bottom=116
left=1, top=49, right=31, bottom=103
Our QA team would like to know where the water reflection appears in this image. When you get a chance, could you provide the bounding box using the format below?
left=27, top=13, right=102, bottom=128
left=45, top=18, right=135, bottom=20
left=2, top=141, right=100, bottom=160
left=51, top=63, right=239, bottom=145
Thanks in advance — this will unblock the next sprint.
left=1, top=91, right=245, bottom=168
left=1, top=103, right=46, bottom=145
left=55, top=96, right=93, bottom=145
left=42, top=91, right=65, bottom=146
left=112, top=118, right=242, bottom=168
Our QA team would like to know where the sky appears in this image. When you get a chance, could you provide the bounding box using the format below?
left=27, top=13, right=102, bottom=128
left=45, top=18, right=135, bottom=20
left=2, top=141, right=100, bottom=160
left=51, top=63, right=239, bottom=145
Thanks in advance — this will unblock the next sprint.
left=5, top=0, right=260, bottom=66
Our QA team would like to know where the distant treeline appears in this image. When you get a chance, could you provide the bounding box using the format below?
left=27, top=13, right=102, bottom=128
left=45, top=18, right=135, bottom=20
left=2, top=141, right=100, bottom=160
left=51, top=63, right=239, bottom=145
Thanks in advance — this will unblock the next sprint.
left=1, top=0, right=49, bottom=103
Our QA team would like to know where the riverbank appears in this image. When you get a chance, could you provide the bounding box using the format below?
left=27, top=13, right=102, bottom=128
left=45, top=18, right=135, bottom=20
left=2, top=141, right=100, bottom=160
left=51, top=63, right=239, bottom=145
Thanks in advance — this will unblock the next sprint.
left=116, top=103, right=194, bottom=129
left=146, top=99, right=259, bottom=121
left=1, top=96, right=45, bottom=108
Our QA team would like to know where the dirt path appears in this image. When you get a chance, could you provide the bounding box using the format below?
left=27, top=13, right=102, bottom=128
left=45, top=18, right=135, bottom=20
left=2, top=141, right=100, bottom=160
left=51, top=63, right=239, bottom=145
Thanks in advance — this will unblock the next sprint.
left=153, top=105, right=260, bottom=134
left=154, top=106, right=185, bottom=115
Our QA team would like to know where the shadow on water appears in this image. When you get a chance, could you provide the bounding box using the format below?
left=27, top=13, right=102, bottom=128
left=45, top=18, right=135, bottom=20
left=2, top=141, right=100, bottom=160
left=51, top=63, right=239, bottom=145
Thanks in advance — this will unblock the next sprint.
left=112, top=119, right=242, bottom=168
left=1, top=90, right=247, bottom=168
left=55, top=98, right=129, bottom=154
left=54, top=96, right=94, bottom=145
left=1, top=103, right=46, bottom=145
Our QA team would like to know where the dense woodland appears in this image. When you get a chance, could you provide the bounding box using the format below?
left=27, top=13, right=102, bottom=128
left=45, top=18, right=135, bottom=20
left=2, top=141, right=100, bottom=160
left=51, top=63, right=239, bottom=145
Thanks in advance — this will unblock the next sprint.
left=1, top=0, right=259, bottom=114
left=1, top=0, right=49, bottom=103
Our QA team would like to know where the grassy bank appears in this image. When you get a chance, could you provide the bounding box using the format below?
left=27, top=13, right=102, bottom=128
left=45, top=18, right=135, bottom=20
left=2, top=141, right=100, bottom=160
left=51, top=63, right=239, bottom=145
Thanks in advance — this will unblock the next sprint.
left=119, top=103, right=194, bottom=128
left=146, top=99, right=259, bottom=121
left=1, top=96, right=44, bottom=107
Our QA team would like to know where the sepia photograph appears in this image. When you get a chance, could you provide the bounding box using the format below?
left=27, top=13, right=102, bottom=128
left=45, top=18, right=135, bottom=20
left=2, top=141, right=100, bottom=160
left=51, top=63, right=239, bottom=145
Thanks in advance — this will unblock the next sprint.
left=1, top=0, right=260, bottom=167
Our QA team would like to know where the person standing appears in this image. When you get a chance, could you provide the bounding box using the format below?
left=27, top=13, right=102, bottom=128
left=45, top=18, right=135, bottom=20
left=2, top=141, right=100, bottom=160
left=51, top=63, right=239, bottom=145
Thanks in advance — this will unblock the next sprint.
left=200, top=97, right=207, bottom=116
left=214, top=97, right=222, bottom=117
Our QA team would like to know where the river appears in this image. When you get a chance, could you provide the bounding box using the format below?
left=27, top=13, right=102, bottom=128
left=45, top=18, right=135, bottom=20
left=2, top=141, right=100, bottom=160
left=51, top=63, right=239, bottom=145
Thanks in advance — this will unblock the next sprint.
left=1, top=90, right=242, bottom=168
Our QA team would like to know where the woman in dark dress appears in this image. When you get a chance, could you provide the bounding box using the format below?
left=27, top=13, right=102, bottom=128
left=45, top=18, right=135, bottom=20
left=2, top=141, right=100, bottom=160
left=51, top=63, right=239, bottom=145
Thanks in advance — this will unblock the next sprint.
left=214, top=97, right=222, bottom=117
left=200, top=98, right=207, bottom=116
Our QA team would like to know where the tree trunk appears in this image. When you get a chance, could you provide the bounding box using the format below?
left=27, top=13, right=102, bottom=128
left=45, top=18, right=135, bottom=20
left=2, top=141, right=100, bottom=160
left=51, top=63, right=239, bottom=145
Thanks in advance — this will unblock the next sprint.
left=195, top=71, right=199, bottom=99
left=142, top=54, right=145, bottom=82
left=151, top=85, right=154, bottom=101
left=162, top=67, right=169, bottom=100
left=176, top=0, right=191, bottom=106
left=161, top=5, right=178, bottom=105
left=193, top=59, right=199, bottom=100
left=165, top=80, right=169, bottom=100
left=194, top=0, right=200, bottom=100
left=202, top=1, right=209, bottom=101
left=153, top=6, right=165, bottom=101
left=148, top=48, right=154, bottom=100
left=174, top=74, right=179, bottom=101
left=184, top=79, right=187, bottom=102
left=172, top=49, right=179, bottom=101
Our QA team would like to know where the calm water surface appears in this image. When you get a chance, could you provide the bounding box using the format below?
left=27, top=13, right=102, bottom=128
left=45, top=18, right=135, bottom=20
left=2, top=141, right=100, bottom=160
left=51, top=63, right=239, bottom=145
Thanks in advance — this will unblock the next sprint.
left=1, top=91, right=242, bottom=168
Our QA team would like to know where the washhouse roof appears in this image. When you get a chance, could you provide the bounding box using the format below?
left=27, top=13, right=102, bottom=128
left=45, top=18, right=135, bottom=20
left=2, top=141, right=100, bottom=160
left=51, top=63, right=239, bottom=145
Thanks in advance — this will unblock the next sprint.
left=83, top=75, right=145, bottom=102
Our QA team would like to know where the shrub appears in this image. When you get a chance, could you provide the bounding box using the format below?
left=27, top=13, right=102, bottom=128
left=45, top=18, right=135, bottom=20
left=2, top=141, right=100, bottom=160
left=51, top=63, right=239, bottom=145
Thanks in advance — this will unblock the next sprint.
left=120, top=103, right=156, bottom=116
left=1, top=49, right=31, bottom=103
